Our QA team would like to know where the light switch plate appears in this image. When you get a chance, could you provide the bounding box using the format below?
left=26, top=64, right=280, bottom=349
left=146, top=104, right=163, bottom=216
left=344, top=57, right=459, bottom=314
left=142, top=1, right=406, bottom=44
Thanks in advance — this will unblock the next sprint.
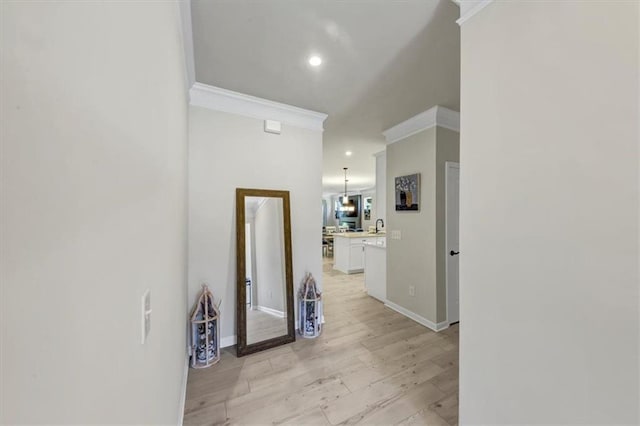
left=141, top=289, right=151, bottom=344
left=391, top=230, right=401, bottom=240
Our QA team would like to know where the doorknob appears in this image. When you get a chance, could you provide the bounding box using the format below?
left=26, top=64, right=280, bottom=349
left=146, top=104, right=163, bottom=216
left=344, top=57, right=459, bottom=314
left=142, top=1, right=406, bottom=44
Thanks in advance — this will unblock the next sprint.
left=450, top=250, right=460, bottom=256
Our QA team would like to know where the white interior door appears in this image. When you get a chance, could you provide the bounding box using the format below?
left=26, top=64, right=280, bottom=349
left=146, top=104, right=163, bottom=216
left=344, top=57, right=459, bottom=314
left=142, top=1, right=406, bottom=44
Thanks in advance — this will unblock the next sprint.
left=446, top=162, right=460, bottom=324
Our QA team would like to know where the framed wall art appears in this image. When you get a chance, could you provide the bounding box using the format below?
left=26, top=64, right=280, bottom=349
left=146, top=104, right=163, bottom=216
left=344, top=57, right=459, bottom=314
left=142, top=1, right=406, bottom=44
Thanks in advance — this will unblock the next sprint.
left=395, top=173, right=420, bottom=211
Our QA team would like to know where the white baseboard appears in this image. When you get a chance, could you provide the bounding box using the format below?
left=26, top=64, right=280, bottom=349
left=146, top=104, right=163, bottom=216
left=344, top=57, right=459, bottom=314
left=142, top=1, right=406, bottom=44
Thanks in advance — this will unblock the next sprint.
left=256, top=305, right=285, bottom=318
left=384, top=300, right=449, bottom=332
left=177, top=352, right=189, bottom=426
left=220, top=335, right=236, bottom=348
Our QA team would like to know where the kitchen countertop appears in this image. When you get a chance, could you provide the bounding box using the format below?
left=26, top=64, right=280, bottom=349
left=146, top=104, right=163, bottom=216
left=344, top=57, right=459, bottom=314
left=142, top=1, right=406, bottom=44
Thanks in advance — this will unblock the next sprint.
left=331, top=232, right=386, bottom=238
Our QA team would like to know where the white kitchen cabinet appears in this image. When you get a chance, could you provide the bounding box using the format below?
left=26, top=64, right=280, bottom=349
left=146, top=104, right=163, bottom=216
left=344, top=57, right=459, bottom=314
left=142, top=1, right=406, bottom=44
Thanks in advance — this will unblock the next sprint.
left=349, top=244, right=365, bottom=271
left=333, top=233, right=385, bottom=274
left=365, top=244, right=386, bottom=302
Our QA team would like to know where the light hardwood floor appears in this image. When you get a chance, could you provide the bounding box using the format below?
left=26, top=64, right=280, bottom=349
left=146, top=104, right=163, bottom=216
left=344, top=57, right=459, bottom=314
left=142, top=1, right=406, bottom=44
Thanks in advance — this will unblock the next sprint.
left=246, top=308, right=287, bottom=345
left=183, top=258, right=459, bottom=426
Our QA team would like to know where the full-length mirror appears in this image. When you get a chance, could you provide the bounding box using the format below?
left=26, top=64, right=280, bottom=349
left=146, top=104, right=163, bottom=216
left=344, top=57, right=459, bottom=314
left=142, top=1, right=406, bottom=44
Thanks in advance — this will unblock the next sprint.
left=236, top=188, right=295, bottom=357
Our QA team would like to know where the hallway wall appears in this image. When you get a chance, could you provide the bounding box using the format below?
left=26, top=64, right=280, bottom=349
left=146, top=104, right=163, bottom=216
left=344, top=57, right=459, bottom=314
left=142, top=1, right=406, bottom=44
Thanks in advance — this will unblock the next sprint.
left=254, top=199, right=286, bottom=313
left=386, top=128, right=438, bottom=323
left=188, top=106, right=323, bottom=345
left=385, top=125, right=459, bottom=326
left=459, top=2, right=640, bottom=423
left=1, top=2, right=189, bottom=424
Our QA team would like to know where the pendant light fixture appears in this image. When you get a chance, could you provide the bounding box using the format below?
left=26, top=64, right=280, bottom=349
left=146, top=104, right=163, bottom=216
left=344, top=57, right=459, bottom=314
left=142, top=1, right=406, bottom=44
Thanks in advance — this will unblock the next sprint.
left=342, top=167, right=349, bottom=205
left=340, top=167, right=356, bottom=212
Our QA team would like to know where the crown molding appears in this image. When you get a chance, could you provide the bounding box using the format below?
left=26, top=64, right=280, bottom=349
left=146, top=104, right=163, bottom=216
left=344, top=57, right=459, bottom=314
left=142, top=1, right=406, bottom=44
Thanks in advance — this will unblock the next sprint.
left=382, top=105, right=460, bottom=145
left=456, top=0, right=494, bottom=26
left=190, top=82, right=328, bottom=132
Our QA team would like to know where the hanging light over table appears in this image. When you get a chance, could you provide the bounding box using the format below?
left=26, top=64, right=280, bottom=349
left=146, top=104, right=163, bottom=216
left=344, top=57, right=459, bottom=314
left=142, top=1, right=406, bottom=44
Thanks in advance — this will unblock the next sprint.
left=340, top=167, right=356, bottom=212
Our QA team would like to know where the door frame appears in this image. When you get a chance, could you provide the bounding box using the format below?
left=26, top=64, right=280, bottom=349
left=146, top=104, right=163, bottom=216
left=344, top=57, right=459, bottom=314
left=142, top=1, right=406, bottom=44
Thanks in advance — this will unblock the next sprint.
left=445, top=161, right=460, bottom=325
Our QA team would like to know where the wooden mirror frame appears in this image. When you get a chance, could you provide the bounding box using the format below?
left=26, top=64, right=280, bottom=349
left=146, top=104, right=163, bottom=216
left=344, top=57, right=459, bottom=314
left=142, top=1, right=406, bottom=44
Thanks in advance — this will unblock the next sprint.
left=235, top=188, right=295, bottom=357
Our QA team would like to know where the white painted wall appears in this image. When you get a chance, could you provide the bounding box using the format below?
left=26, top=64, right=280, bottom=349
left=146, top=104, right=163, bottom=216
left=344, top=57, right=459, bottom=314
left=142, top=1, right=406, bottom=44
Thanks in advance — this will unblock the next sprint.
left=386, top=128, right=438, bottom=322
left=459, top=2, right=640, bottom=423
left=385, top=126, right=459, bottom=325
left=188, top=106, right=323, bottom=345
left=254, top=198, right=286, bottom=313
left=375, top=151, right=387, bottom=225
left=1, top=2, right=189, bottom=424
left=245, top=223, right=253, bottom=282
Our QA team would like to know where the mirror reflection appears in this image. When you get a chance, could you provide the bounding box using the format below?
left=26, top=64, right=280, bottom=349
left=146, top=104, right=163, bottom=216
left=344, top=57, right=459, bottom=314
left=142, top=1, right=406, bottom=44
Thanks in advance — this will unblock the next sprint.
left=236, top=188, right=294, bottom=357
left=244, top=196, right=288, bottom=344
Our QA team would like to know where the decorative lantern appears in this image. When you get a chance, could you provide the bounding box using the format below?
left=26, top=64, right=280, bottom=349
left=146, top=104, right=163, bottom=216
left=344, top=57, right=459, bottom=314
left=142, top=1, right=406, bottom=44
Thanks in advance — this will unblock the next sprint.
left=190, top=284, right=221, bottom=368
left=298, top=273, right=322, bottom=338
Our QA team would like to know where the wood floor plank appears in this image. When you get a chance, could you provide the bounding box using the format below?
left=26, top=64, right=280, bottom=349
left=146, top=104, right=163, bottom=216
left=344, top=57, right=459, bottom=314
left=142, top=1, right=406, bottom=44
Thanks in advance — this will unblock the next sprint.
left=248, top=352, right=367, bottom=392
left=184, top=257, right=459, bottom=425
left=230, top=377, right=349, bottom=424
left=246, top=309, right=288, bottom=344
left=338, top=381, right=445, bottom=425
left=184, top=379, right=249, bottom=415
left=280, top=407, right=331, bottom=425
left=430, top=349, right=458, bottom=370
left=359, top=332, right=445, bottom=366
left=183, top=401, right=226, bottom=426
left=397, top=408, right=451, bottom=426
left=359, top=323, right=426, bottom=351
left=342, top=343, right=446, bottom=392
left=227, top=360, right=359, bottom=419
left=187, top=365, right=245, bottom=394
left=430, top=392, right=458, bottom=426
left=429, top=366, right=458, bottom=395
left=321, top=360, right=444, bottom=425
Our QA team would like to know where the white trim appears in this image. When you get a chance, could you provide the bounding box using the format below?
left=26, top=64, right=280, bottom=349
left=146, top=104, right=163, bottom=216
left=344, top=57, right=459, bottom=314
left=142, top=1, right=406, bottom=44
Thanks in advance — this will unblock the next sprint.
left=383, top=105, right=460, bottom=145
left=373, top=150, right=387, bottom=158
left=177, top=0, right=195, bottom=90
left=358, top=186, right=376, bottom=193
left=445, top=161, right=461, bottom=326
left=189, top=82, right=328, bottom=132
left=221, top=335, right=236, bottom=348
left=177, top=353, right=189, bottom=426
left=384, top=300, right=449, bottom=332
left=436, top=107, right=461, bottom=133
left=256, top=305, right=286, bottom=318
left=456, top=0, right=494, bottom=26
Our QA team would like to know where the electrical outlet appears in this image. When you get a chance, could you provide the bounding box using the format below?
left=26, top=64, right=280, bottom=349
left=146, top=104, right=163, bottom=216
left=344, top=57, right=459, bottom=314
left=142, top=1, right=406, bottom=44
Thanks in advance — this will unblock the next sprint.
left=409, top=286, right=415, bottom=296
left=141, top=289, right=152, bottom=344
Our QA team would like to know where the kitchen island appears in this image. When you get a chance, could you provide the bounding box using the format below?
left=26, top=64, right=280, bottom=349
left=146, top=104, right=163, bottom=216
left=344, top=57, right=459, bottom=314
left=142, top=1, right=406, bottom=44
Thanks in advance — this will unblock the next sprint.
left=364, top=242, right=386, bottom=302
left=333, top=232, right=385, bottom=274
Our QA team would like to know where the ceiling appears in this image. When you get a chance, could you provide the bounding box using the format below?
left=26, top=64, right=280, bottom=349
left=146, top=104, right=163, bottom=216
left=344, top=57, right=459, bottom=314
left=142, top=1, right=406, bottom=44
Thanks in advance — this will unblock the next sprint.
left=191, top=0, right=460, bottom=196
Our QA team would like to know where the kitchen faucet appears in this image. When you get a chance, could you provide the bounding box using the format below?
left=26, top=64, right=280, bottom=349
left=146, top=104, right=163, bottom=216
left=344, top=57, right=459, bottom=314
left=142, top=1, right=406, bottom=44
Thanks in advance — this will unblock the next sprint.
left=375, top=219, right=384, bottom=234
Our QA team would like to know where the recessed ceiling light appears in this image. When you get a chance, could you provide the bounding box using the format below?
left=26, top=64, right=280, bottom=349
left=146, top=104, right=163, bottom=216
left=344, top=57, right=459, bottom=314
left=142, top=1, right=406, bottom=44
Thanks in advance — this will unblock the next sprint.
left=308, top=55, right=322, bottom=66
left=345, top=151, right=352, bottom=156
